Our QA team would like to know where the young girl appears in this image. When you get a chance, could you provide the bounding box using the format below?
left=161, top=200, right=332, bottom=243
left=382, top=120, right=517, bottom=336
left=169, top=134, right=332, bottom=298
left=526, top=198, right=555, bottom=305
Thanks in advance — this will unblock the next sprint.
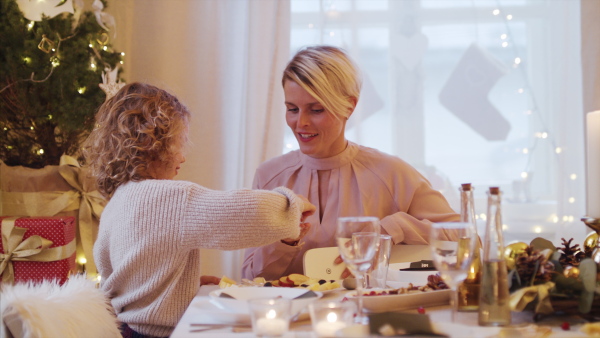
left=83, top=82, right=314, bottom=338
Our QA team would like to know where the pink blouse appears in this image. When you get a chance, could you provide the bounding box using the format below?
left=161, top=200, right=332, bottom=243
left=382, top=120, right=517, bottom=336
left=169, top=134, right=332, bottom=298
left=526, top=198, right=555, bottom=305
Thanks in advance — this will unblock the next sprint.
left=242, top=142, right=459, bottom=280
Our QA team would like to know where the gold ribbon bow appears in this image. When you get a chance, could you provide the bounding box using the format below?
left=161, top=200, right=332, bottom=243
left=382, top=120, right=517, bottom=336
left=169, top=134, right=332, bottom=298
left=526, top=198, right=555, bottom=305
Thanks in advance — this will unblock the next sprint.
left=57, top=155, right=105, bottom=276
left=0, top=217, right=76, bottom=284
left=509, top=282, right=556, bottom=314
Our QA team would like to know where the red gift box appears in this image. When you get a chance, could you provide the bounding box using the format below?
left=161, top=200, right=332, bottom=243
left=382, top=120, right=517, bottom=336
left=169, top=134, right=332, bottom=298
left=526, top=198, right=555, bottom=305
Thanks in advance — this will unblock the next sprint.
left=0, top=216, right=76, bottom=285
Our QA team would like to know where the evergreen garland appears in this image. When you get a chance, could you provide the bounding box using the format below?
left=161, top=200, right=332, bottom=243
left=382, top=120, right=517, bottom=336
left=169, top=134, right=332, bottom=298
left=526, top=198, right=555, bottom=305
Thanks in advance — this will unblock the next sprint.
left=0, top=0, right=123, bottom=168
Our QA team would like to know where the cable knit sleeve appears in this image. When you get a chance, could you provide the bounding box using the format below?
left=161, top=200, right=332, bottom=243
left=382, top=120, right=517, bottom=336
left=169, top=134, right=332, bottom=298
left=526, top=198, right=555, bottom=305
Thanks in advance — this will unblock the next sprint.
left=179, top=184, right=302, bottom=250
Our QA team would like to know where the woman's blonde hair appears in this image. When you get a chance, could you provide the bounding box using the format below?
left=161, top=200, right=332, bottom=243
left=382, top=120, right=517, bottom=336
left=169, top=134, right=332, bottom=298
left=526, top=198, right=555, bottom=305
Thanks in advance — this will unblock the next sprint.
left=282, top=45, right=362, bottom=120
left=82, top=82, right=190, bottom=198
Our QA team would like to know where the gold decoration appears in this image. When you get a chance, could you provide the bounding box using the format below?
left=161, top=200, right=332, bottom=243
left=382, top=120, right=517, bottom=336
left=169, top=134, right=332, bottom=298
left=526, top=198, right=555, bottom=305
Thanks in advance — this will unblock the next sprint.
left=509, top=281, right=555, bottom=314
left=584, top=231, right=598, bottom=257
left=504, top=241, right=528, bottom=270
left=96, top=32, right=109, bottom=46
left=563, top=265, right=580, bottom=279
left=37, top=34, right=55, bottom=54
left=0, top=217, right=76, bottom=284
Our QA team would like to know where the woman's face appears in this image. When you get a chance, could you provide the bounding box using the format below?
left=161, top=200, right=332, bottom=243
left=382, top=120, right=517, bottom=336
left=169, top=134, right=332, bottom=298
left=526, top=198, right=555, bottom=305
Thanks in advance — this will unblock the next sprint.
left=284, top=81, right=348, bottom=159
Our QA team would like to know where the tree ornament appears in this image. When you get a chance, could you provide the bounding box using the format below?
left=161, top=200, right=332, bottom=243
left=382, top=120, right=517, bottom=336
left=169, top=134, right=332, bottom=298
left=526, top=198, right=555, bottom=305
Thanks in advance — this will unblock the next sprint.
left=16, top=0, right=74, bottom=21
left=99, top=66, right=125, bottom=101
left=563, top=265, right=580, bottom=279
left=558, top=238, right=585, bottom=267
left=504, top=242, right=528, bottom=270
left=38, top=35, right=55, bottom=54
left=583, top=232, right=598, bottom=258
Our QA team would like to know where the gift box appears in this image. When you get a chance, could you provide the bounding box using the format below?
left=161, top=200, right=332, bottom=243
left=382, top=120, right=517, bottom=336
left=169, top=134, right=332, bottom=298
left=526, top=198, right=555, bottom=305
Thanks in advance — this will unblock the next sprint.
left=0, top=216, right=77, bottom=285
left=0, top=155, right=106, bottom=276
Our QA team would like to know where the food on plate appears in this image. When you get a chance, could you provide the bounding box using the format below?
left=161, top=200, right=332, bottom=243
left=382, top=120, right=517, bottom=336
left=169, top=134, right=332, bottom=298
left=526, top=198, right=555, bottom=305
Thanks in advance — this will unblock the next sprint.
left=218, top=273, right=341, bottom=291
left=218, top=275, right=237, bottom=288
left=356, top=274, right=449, bottom=297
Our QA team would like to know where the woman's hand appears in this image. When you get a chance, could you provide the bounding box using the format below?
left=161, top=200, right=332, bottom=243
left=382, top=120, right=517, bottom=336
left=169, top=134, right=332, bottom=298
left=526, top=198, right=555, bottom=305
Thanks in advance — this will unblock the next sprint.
left=334, top=255, right=353, bottom=279
left=200, top=275, right=221, bottom=285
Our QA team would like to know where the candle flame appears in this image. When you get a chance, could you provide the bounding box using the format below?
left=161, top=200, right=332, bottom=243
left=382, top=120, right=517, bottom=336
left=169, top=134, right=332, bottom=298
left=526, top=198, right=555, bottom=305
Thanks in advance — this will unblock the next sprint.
left=327, top=312, right=338, bottom=323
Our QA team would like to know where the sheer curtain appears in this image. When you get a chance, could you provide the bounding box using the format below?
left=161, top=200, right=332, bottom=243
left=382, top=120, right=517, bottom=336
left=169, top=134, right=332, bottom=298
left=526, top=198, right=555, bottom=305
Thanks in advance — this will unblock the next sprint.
left=287, top=0, right=586, bottom=244
left=108, top=0, right=290, bottom=280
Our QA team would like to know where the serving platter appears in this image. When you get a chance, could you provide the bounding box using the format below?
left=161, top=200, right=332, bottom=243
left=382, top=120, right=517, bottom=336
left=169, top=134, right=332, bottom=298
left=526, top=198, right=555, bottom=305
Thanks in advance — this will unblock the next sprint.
left=345, top=285, right=451, bottom=313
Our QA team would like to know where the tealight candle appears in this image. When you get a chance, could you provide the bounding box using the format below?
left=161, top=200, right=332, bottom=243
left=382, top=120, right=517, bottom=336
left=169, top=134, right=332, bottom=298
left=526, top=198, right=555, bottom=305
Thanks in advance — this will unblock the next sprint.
left=249, top=298, right=291, bottom=337
left=309, top=301, right=356, bottom=337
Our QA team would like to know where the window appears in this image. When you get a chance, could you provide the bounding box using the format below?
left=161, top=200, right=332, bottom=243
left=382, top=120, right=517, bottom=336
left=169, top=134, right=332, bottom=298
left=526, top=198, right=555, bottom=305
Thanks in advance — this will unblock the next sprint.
left=287, top=0, right=585, bottom=244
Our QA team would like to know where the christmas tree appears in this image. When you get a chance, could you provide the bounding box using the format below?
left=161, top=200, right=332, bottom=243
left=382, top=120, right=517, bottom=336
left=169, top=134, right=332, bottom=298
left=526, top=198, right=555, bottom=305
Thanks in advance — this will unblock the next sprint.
left=0, top=0, right=123, bottom=168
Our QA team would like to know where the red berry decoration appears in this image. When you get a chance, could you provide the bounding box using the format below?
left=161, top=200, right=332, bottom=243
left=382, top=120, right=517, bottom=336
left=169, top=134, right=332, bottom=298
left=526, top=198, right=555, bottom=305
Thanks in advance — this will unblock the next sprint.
left=561, top=322, right=570, bottom=331
left=417, top=306, right=426, bottom=314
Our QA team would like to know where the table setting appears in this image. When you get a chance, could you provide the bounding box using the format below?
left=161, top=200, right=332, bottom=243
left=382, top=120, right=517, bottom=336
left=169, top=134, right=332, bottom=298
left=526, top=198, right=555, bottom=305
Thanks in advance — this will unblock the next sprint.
left=171, top=210, right=600, bottom=337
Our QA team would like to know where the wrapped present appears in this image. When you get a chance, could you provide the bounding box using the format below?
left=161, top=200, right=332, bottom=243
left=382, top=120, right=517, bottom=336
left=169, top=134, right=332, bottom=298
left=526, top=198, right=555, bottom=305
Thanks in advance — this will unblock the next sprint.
left=0, top=155, right=105, bottom=276
left=0, top=216, right=77, bottom=285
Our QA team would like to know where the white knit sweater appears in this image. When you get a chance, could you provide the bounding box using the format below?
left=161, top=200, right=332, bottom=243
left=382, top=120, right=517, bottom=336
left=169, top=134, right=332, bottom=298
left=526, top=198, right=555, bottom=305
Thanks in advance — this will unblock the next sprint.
left=93, top=180, right=302, bottom=337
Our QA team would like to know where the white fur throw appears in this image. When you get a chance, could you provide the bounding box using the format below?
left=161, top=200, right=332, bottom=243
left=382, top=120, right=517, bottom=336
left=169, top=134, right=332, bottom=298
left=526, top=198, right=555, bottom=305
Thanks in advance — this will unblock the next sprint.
left=1, top=275, right=120, bottom=338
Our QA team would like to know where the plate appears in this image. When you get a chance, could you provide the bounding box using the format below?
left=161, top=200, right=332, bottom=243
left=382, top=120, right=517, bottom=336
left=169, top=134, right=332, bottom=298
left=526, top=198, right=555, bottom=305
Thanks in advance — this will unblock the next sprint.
left=345, top=288, right=451, bottom=313
left=209, top=287, right=322, bottom=317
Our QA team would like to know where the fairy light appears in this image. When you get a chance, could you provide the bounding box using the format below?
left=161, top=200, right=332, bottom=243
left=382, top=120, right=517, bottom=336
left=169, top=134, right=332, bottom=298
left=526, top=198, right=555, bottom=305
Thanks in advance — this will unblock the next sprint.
left=329, top=31, right=335, bottom=37
left=521, top=172, right=528, bottom=179
left=514, top=57, right=521, bottom=65
left=30, top=126, right=34, bottom=130
left=479, top=213, right=487, bottom=221
left=568, top=215, right=574, bottom=222
left=120, top=60, right=124, bottom=64
left=502, top=41, right=508, bottom=48
left=568, top=197, right=575, bottom=203
left=23, top=56, right=31, bottom=64
left=541, top=132, right=548, bottom=138
left=102, top=46, right=108, bottom=51
left=555, top=147, right=562, bottom=154
left=522, top=148, right=529, bottom=154
left=48, top=114, right=52, bottom=120
left=3, top=127, right=7, bottom=131
left=89, top=43, right=93, bottom=48
left=90, top=62, right=96, bottom=69
left=562, top=215, right=569, bottom=222
left=533, top=226, right=542, bottom=233
left=308, top=23, right=314, bottom=29
left=121, top=52, right=125, bottom=56
left=51, top=56, right=60, bottom=67
left=51, top=48, right=55, bottom=52
left=78, top=257, right=87, bottom=265
left=551, top=215, right=559, bottom=223
left=77, top=87, right=86, bottom=94
left=27, top=21, right=34, bottom=30
left=506, top=14, right=513, bottom=20
left=517, top=88, right=524, bottom=94
left=500, top=34, right=507, bottom=40
left=570, top=174, right=577, bottom=180
left=37, top=149, right=44, bottom=155
left=503, top=224, right=509, bottom=231
left=493, top=9, right=500, bottom=15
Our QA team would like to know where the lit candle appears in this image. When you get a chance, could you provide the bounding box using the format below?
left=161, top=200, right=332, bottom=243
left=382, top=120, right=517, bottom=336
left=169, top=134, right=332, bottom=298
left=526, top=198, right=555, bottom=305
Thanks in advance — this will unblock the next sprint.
left=314, top=312, right=347, bottom=337
left=255, top=316, right=287, bottom=336
left=587, top=111, right=600, bottom=218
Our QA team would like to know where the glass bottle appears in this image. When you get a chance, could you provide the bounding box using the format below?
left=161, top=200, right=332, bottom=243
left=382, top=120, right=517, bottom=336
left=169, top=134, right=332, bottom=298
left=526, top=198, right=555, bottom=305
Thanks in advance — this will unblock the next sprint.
left=457, top=183, right=481, bottom=312
left=478, top=187, right=511, bottom=326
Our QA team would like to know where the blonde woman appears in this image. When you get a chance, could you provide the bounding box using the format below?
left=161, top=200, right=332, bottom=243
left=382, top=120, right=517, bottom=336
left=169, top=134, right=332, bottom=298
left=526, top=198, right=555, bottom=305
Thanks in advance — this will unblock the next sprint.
left=242, top=46, right=459, bottom=281
left=83, top=82, right=315, bottom=338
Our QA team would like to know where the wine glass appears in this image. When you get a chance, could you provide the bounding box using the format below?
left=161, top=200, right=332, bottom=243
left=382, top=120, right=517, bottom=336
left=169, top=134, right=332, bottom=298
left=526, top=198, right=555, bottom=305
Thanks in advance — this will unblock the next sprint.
left=430, top=222, right=477, bottom=322
left=336, top=216, right=380, bottom=325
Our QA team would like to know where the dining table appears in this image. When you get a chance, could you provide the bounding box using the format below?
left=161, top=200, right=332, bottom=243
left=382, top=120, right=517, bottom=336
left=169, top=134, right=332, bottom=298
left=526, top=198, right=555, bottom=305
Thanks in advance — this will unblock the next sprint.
left=170, top=284, right=591, bottom=338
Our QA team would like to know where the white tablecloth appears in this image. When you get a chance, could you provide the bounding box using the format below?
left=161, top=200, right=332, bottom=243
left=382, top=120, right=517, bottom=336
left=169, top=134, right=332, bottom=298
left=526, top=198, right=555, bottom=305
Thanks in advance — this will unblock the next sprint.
left=171, top=285, right=590, bottom=338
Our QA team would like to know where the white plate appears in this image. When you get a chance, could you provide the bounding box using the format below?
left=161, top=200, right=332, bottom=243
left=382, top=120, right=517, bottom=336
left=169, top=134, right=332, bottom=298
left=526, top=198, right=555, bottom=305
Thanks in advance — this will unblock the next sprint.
left=346, top=288, right=451, bottom=313
left=209, top=287, right=322, bottom=317
left=190, top=297, right=251, bottom=324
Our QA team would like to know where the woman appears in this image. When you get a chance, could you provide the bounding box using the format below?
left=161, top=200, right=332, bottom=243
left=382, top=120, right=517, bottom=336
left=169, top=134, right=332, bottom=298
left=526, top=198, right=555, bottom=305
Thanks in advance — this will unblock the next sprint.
left=84, top=82, right=315, bottom=338
left=242, top=46, right=459, bottom=281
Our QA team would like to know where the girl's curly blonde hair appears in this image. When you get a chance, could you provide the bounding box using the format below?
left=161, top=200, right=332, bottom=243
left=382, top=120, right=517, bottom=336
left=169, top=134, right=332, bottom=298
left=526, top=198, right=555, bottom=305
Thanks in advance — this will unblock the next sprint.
left=82, top=82, right=190, bottom=198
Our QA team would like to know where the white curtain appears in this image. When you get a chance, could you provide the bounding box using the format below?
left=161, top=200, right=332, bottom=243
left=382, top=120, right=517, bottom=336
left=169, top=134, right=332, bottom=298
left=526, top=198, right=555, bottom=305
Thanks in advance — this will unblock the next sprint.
left=108, top=0, right=290, bottom=280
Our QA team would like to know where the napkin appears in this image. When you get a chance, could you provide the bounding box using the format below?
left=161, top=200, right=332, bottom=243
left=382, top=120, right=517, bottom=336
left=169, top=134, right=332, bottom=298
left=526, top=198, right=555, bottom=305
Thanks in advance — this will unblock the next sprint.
left=368, top=312, right=447, bottom=337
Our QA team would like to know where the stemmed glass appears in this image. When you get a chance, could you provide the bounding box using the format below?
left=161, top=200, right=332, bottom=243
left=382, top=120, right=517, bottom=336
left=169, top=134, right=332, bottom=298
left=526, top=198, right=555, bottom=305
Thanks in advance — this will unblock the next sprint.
left=430, top=222, right=477, bottom=322
left=336, top=216, right=381, bottom=325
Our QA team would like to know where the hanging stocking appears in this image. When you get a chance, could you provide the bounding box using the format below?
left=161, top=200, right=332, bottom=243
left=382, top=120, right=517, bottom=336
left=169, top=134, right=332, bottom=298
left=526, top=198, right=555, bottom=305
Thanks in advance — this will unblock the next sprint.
left=439, top=43, right=510, bottom=141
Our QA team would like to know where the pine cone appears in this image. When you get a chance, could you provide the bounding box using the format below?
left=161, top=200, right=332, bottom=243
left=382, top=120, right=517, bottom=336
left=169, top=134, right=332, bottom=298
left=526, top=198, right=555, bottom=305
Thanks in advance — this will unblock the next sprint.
left=515, top=246, right=555, bottom=285
left=558, top=237, right=585, bottom=267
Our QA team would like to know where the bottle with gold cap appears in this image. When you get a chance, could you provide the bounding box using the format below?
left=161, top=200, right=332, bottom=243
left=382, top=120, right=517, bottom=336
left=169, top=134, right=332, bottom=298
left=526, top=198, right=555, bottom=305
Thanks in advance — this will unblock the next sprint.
left=478, top=186, right=511, bottom=326
left=457, top=183, right=481, bottom=312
